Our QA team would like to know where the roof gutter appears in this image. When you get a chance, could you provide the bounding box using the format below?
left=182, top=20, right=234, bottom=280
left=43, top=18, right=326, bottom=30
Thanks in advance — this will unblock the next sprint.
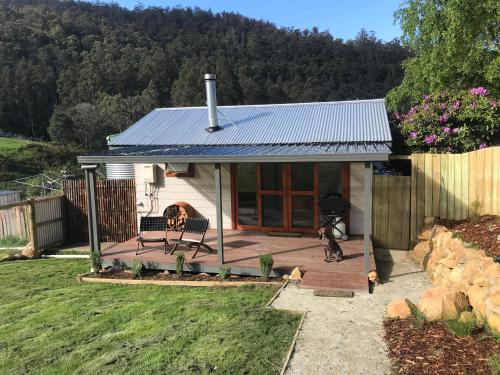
left=77, top=153, right=389, bottom=164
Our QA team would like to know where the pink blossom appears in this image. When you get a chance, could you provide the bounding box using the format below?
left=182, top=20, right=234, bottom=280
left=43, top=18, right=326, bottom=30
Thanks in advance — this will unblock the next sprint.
left=423, top=104, right=430, bottom=111
left=423, top=94, right=431, bottom=101
left=443, top=127, right=451, bottom=134
left=490, top=100, right=497, bottom=109
left=439, top=113, right=449, bottom=123
left=440, top=103, right=447, bottom=110
left=409, top=131, right=418, bottom=138
left=394, top=112, right=402, bottom=120
left=452, top=128, right=459, bottom=134
left=479, top=143, right=487, bottom=149
left=451, top=100, right=461, bottom=111
left=469, top=87, right=489, bottom=96
left=424, top=134, right=438, bottom=144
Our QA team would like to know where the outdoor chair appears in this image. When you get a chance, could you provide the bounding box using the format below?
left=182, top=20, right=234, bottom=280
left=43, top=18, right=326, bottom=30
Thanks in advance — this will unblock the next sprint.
left=169, top=217, right=212, bottom=259
left=319, top=193, right=351, bottom=240
left=136, top=216, right=168, bottom=255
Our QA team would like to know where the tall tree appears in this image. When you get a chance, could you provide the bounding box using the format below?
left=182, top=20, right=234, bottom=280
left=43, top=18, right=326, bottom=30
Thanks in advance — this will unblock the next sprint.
left=387, top=0, right=500, bottom=110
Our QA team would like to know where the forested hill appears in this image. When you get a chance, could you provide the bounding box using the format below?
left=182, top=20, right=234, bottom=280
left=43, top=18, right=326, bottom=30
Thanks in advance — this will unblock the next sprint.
left=0, top=0, right=408, bottom=149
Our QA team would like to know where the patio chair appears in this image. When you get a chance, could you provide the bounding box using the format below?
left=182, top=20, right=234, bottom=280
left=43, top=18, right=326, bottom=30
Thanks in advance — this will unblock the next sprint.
left=319, top=193, right=351, bottom=240
left=136, top=216, right=168, bottom=255
left=169, top=217, right=212, bottom=259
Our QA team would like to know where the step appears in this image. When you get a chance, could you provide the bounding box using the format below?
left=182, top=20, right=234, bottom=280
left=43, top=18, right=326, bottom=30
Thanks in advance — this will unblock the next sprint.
left=300, top=271, right=368, bottom=292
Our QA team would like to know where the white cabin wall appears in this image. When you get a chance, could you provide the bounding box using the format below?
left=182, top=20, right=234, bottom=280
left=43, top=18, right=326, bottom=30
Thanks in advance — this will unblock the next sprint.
left=349, top=162, right=365, bottom=235
left=134, top=163, right=232, bottom=229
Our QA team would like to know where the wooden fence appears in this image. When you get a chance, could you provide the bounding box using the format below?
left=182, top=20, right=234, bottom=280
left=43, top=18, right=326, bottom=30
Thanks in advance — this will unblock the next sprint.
left=62, top=179, right=137, bottom=243
left=372, top=175, right=411, bottom=249
left=410, top=147, right=500, bottom=240
left=372, top=146, right=500, bottom=249
left=0, top=196, right=65, bottom=251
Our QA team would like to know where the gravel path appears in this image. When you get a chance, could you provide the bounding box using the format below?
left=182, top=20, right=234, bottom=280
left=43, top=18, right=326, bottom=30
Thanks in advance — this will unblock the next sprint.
left=272, top=250, right=431, bottom=375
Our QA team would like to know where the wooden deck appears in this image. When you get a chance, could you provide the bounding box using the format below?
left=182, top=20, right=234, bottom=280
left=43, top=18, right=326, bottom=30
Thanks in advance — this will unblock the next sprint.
left=102, top=230, right=376, bottom=291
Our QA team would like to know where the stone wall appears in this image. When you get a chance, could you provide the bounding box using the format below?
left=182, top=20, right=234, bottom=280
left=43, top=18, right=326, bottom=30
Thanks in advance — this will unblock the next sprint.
left=387, top=223, right=500, bottom=333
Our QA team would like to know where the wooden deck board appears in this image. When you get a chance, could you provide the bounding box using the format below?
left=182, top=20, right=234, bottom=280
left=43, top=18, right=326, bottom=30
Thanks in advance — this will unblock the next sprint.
left=102, top=230, right=375, bottom=291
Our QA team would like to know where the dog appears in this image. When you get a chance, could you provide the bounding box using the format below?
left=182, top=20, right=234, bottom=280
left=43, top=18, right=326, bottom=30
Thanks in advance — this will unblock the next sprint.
left=318, top=226, right=343, bottom=262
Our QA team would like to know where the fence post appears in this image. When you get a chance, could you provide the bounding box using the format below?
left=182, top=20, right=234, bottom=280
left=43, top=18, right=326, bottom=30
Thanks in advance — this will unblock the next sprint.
left=26, top=200, right=39, bottom=257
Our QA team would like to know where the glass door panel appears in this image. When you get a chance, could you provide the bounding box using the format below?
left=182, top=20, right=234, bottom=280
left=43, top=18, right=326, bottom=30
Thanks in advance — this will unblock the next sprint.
left=261, top=163, right=283, bottom=190
left=237, top=163, right=258, bottom=226
left=291, top=163, right=314, bottom=191
left=292, top=195, right=314, bottom=228
left=262, top=195, right=283, bottom=227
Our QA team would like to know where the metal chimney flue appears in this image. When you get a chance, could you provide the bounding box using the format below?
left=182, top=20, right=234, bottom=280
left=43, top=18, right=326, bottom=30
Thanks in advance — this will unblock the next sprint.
left=204, top=73, right=221, bottom=132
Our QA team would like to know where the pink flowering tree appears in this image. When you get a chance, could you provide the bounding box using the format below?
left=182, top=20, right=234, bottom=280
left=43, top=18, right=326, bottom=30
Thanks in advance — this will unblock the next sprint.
left=393, top=88, right=499, bottom=153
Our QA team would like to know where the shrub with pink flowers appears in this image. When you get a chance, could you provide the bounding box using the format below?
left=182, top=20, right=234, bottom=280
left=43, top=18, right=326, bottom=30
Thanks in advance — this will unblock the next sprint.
left=393, top=88, right=499, bottom=153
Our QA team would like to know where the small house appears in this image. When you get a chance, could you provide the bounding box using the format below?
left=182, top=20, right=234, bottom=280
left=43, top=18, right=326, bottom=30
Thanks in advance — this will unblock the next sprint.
left=78, top=74, right=391, bottom=290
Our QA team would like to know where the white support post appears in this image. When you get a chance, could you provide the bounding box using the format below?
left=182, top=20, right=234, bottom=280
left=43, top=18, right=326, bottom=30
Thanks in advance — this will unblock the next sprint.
left=363, top=162, right=373, bottom=274
left=214, top=163, right=224, bottom=265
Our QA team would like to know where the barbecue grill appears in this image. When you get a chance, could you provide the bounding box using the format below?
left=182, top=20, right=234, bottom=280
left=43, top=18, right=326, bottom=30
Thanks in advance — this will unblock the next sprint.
left=319, top=193, right=350, bottom=240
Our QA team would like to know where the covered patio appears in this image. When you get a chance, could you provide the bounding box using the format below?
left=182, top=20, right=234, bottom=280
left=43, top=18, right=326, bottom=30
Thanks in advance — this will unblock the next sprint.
left=101, top=230, right=375, bottom=291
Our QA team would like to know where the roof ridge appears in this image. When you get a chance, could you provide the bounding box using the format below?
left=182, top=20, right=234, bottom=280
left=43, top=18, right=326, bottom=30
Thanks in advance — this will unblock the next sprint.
left=155, top=98, right=386, bottom=111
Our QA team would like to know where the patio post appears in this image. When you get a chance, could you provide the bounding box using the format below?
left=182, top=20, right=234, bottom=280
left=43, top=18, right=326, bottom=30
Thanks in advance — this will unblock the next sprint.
left=214, top=163, right=224, bottom=264
left=363, top=162, right=373, bottom=274
left=82, top=164, right=101, bottom=258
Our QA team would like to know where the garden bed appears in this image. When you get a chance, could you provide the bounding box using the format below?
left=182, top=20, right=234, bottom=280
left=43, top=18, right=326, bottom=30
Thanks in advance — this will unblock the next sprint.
left=438, top=215, right=499, bottom=257
left=80, top=268, right=283, bottom=287
left=384, top=319, right=500, bottom=375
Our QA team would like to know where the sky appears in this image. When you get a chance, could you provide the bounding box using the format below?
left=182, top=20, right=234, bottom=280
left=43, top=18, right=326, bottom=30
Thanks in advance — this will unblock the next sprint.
left=112, top=0, right=403, bottom=42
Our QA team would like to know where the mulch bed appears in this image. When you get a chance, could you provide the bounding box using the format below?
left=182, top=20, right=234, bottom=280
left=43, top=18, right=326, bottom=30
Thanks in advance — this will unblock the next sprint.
left=438, top=215, right=500, bottom=258
left=88, top=269, right=277, bottom=283
left=384, top=319, right=500, bottom=375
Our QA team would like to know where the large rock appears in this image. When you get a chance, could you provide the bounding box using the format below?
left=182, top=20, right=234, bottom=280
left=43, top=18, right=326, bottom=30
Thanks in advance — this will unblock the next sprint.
left=487, top=313, right=500, bottom=333
left=21, top=243, right=35, bottom=258
left=467, top=285, right=489, bottom=317
left=417, top=286, right=470, bottom=321
left=411, top=240, right=430, bottom=266
left=418, top=224, right=448, bottom=241
left=387, top=299, right=414, bottom=319
left=490, top=290, right=500, bottom=307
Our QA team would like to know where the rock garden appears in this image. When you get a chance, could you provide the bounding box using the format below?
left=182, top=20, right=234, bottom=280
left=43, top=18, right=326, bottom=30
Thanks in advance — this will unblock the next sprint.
left=385, top=216, right=500, bottom=375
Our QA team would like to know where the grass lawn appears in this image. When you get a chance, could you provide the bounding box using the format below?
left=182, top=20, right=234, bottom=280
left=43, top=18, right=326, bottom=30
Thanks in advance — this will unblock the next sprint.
left=0, top=137, right=35, bottom=155
left=0, top=260, right=300, bottom=374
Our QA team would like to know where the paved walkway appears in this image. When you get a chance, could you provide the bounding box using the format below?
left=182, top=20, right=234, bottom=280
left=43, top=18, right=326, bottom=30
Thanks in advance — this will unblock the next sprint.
left=272, top=250, right=431, bottom=375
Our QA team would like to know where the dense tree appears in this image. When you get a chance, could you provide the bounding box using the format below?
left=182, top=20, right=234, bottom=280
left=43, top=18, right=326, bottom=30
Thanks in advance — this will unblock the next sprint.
left=387, top=0, right=500, bottom=110
left=0, top=0, right=408, bottom=149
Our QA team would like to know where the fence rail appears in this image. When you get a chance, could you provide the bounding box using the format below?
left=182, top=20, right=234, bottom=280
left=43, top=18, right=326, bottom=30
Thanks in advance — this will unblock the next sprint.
left=0, top=196, right=65, bottom=251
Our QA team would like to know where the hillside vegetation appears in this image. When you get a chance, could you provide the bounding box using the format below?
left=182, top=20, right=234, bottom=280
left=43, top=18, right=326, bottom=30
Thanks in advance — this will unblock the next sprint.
left=0, top=0, right=407, bottom=150
left=0, top=137, right=82, bottom=182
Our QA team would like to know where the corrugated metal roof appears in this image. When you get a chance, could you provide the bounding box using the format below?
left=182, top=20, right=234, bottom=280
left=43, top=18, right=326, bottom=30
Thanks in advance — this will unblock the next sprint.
left=78, top=142, right=391, bottom=164
left=109, top=99, right=391, bottom=146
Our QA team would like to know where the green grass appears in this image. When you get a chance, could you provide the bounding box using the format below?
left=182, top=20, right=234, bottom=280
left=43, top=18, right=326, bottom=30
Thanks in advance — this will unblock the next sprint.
left=445, top=319, right=476, bottom=337
left=0, top=260, right=300, bottom=374
left=0, top=137, right=35, bottom=155
left=0, top=235, right=28, bottom=247
left=489, top=354, right=500, bottom=375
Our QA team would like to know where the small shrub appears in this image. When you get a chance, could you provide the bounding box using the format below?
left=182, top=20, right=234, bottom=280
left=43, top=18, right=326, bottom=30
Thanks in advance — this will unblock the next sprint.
left=0, top=235, right=28, bottom=247
left=408, top=304, right=426, bottom=330
left=218, top=265, right=232, bottom=280
left=446, top=319, right=475, bottom=337
left=259, top=253, right=274, bottom=281
left=176, top=252, right=185, bottom=275
left=90, top=250, right=102, bottom=272
left=131, top=259, right=144, bottom=279
left=470, top=199, right=483, bottom=224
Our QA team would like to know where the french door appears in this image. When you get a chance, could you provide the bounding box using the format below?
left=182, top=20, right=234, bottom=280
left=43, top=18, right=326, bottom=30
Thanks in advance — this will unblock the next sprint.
left=233, top=163, right=319, bottom=233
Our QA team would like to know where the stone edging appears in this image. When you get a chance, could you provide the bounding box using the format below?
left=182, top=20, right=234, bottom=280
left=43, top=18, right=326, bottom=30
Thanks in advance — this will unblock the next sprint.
left=77, top=273, right=282, bottom=287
